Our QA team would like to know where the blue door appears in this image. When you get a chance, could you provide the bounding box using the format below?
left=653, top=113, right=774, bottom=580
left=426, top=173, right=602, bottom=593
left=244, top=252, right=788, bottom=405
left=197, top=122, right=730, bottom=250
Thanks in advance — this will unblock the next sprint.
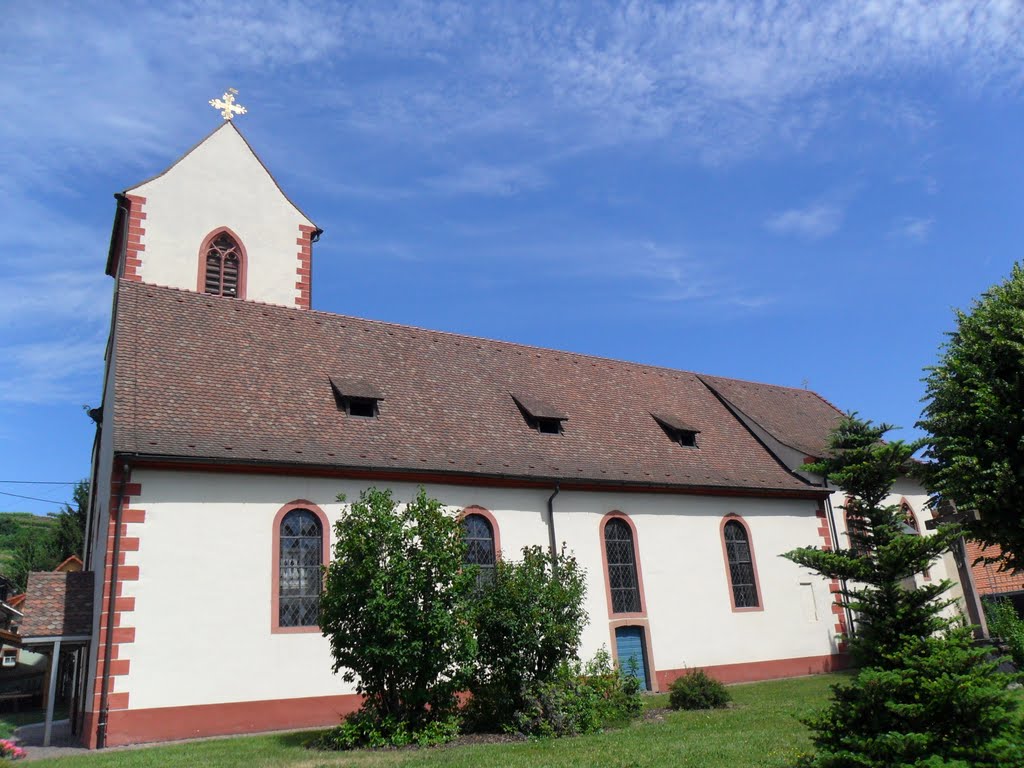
left=615, top=626, right=650, bottom=690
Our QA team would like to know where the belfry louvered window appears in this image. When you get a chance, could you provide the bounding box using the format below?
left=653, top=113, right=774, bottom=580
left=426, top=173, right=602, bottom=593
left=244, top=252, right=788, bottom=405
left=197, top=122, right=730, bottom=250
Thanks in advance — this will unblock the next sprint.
left=203, top=232, right=242, bottom=297
left=604, top=518, right=642, bottom=614
left=278, top=509, right=323, bottom=627
left=724, top=520, right=759, bottom=609
left=462, top=514, right=496, bottom=589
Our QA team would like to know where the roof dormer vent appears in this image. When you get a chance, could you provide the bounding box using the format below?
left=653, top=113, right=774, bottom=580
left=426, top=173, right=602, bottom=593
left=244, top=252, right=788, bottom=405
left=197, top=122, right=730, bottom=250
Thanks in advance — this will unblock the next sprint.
left=512, top=393, right=567, bottom=435
left=331, top=376, right=384, bottom=418
left=652, top=413, right=700, bottom=448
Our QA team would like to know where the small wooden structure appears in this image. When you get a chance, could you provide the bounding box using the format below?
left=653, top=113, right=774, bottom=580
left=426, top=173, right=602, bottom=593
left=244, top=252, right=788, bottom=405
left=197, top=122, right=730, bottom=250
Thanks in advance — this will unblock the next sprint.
left=18, top=571, right=93, bottom=747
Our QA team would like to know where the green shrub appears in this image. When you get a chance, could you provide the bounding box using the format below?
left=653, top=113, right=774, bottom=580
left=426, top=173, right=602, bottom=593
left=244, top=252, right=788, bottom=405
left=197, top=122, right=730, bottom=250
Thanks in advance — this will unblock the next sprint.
left=985, top=599, right=1024, bottom=668
left=315, top=708, right=461, bottom=750
left=581, top=648, right=643, bottom=726
left=319, top=487, right=476, bottom=739
left=467, top=545, right=587, bottom=731
left=668, top=669, right=731, bottom=710
left=511, top=664, right=599, bottom=737
left=509, top=651, right=644, bottom=737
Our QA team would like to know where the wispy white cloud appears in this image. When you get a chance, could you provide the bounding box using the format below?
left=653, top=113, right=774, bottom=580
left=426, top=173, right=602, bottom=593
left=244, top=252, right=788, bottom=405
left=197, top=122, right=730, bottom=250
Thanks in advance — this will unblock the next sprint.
left=513, top=238, right=773, bottom=310
left=0, top=338, right=103, bottom=405
left=765, top=203, right=844, bottom=240
left=890, top=216, right=934, bottom=243
left=4, top=1, right=1023, bottom=181
left=423, top=163, right=547, bottom=197
left=0, top=272, right=111, bottom=326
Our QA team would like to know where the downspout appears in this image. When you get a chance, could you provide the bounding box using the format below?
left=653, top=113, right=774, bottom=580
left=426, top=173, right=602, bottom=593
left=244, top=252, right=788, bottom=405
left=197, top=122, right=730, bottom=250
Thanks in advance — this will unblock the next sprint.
left=546, top=483, right=560, bottom=569
left=82, top=420, right=102, bottom=570
left=96, top=460, right=129, bottom=750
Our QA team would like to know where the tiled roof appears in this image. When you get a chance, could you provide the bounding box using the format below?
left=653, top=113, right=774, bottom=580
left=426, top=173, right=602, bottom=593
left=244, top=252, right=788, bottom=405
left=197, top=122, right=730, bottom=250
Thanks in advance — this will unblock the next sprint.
left=111, top=281, right=823, bottom=497
left=20, top=572, right=93, bottom=639
left=699, top=374, right=846, bottom=459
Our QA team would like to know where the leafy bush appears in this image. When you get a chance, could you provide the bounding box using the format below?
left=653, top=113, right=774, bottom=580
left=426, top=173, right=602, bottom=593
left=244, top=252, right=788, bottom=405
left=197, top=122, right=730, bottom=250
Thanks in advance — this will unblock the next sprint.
left=467, top=545, right=587, bottom=731
left=319, top=487, right=477, bottom=748
left=581, top=648, right=643, bottom=726
left=985, top=599, right=1024, bottom=668
left=315, top=709, right=460, bottom=750
left=510, top=651, right=643, bottom=737
left=668, top=669, right=731, bottom=710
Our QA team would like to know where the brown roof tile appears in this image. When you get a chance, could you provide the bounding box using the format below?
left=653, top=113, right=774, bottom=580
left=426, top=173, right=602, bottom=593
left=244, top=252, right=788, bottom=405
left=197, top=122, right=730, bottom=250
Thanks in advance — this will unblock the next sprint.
left=112, top=281, right=822, bottom=496
left=20, top=572, right=93, bottom=639
left=699, top=374, right=845, bottom=459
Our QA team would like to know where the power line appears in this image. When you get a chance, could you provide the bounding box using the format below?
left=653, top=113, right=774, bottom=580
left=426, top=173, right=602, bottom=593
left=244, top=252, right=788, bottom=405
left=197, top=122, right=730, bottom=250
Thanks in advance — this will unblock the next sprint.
left=0, top=489, right=69, bottom=506
left=0, top=481, right=78, bottom=486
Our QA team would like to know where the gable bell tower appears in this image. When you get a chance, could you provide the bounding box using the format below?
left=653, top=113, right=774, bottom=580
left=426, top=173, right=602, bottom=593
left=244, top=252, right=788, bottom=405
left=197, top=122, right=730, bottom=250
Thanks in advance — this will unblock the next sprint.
left=105, top=100, right=321, bottom=309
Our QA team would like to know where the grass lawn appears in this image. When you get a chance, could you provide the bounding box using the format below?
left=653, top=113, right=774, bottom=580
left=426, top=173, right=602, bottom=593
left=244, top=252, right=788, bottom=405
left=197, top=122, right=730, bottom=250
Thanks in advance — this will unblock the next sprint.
left=28, top=674, right=846, bottom=768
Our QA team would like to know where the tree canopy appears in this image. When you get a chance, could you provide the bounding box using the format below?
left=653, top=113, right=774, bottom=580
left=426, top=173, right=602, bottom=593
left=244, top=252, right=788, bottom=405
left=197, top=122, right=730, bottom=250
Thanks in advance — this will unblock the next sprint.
left=5, top=479, right=88, bottom=591
left=918, top=263, right=1024, bottom=571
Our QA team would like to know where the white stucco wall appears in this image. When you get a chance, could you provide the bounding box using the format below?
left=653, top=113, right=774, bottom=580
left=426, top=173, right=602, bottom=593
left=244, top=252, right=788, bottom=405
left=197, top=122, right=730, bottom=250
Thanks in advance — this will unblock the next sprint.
left=127, top=124, right=314, bottom=308
left=117, top=469, right=838, bottom=711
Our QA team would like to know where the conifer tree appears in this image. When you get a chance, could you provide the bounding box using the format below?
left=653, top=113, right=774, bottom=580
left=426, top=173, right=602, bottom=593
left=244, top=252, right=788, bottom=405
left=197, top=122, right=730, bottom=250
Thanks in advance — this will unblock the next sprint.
left=784, top=415, right=1024, bottom=767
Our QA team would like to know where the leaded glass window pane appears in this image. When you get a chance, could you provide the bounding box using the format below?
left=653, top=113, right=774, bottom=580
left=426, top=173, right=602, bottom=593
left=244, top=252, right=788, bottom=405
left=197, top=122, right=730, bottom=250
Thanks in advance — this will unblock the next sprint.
left=724, top=520, right=759, bottom=608
left=605, top=518, right=641, bottom=614
left=462, top=514, right=496, bottom=590
left=279, top=509, right=322, bottom=627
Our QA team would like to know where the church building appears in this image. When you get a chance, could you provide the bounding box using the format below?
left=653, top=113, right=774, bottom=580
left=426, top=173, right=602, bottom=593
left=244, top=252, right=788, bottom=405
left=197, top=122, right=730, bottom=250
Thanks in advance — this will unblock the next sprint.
left=70, top=102, right=962, bottom=748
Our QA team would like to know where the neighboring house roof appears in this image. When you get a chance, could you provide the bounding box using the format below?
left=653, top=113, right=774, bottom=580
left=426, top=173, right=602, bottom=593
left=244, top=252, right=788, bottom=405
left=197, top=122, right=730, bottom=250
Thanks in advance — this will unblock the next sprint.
left=6, top=594, right=24, bottom=611
left=54, top=555, right=84, bottom=573
left=20, top=572, right=93, bottom=639
left=111, top=281, right=824, bottom=497
left=699, top=374, right=845, bottom=460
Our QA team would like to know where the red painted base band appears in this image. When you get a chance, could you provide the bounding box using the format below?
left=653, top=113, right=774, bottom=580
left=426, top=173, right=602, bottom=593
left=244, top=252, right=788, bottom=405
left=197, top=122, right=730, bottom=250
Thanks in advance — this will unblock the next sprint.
left=81, top=653, right=848, bottom=748
left=81, top=693, right=362, bottom=748
left=655, top=652, right=850, bottom=689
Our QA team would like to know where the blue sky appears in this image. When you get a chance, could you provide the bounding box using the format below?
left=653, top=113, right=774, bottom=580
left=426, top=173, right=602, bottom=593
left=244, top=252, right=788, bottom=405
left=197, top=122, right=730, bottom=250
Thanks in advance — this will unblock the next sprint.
left=2, top=1, right=1023, bottom=514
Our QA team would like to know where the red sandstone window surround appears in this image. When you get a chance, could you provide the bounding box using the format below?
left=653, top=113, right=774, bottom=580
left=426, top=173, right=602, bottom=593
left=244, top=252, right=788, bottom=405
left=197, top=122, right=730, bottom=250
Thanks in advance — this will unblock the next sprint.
left=901, top=499, right=931, bottom=581
left=198, top=228, right=247, bottom=299
left=271, top=500, right=330, bottom=634
left=601, top=513, right=646, bottom=616
left=461, top=508, right=499, bottom=590
left=720, top=515, right=763, bottom=612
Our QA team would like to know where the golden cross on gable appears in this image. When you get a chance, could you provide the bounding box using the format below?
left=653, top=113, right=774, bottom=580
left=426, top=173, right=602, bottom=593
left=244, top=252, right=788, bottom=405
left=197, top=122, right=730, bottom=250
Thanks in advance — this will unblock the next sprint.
left=209, top=88, right=247, bottom=121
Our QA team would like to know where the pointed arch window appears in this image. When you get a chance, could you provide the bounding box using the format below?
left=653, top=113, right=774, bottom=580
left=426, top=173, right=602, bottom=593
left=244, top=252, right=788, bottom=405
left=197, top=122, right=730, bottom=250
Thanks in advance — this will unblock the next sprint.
left=723, top=519, right=760, bottom=609
left=902, top=503, right=920, bottom=534
left=203, top=231, right=243, bottom=298
left=604, top=518, right=642, bottom=614
left=278, top=508, right=323, bottom=628
left=462, top=513, right=497, bottom=589
left=901, top=501, right=932, bottom=580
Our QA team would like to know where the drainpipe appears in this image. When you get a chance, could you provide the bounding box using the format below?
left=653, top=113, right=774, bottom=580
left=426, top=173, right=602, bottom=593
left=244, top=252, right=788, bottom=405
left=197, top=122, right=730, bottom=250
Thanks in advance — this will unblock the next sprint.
left=82, top=418, right=102, bottom=570
left=96, top=461, right=129, bottom=749
left=546, top=483, right=560, bottom=569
